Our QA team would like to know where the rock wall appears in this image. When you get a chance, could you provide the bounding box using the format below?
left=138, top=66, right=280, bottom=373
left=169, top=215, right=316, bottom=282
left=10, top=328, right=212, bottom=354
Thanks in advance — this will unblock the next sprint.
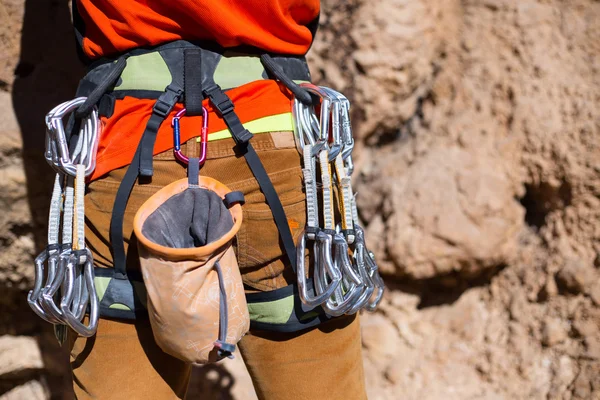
left=1, top=0, right=599, bottom=399
left=308, top=0, right=600, bottom=398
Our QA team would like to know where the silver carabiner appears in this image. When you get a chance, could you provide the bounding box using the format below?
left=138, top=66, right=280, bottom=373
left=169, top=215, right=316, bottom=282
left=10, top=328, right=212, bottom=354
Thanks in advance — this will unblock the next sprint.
left=364, top=250, right=385, bottom=311
left=60, top=249, right=99, bottom=337
left=45, top=98, right=100, bottom=177
left=297, top=230, right=342, bottom=307
left=345, top=239, right=376, bottom=314
left=292, top=98, right=307, bottom=155
left=294, top=98, right=326, bottom=156
left=353, top=226, right=384, bottom=311
left=67, top=256, right=90, bottom=321
left=318, top=234, right=364, bottom=316
left=299, top=83, right=333, bottom=151
left=39, top=249, right=69, bottom=323
left=319, top=87, right=345, bottom=161
left=27, top=248, right=63, bottom=324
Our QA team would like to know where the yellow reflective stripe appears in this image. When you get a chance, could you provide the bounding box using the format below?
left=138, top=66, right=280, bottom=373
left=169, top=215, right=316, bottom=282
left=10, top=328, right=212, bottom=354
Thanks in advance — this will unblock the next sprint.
left=204, top=112, right=294, bottom=142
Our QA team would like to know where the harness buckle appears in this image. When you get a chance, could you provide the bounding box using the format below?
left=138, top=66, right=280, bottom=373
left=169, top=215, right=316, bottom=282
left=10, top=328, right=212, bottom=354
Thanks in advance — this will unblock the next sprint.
left=154, top=84, right=183, bottom=118
left=203, top=85, right=235, bottom=116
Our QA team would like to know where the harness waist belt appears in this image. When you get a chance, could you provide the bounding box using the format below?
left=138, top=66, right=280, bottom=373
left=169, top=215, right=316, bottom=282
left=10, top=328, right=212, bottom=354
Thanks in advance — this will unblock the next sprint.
left=76, top=40, right=312, bottom=101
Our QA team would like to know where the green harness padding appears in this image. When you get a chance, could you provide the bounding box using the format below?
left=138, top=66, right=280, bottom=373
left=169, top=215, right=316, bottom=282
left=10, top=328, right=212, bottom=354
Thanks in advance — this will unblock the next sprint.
left=113, top=50, right=288, bottom=93
left=77, top=40, right=312, bottom=103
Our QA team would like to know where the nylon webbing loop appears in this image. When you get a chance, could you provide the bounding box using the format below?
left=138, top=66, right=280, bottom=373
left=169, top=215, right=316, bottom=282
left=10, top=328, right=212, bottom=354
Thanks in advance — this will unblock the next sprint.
left=183, top=49, right=204, bottom=116
left=75, top=57, right=126, bottom=118
left=260, top=54, right=313, bottom=106
left=224, top=191, right=245, bottom=208
left=74, top=165, right=86, bottom=251
left=62, top=176, right=75, bottom=246
left=204, top=85, right=297, bottom=272
left=303, top=144, right=319, bottom=236
left=110, top=85, right=182, bottom=279
left=334, top=153, right=355, bottom=243
left=319, top=150, right=335, bottom=230
left=187, top=157, right=200, bottom=187
left=47, top=175, right=63, bottom=247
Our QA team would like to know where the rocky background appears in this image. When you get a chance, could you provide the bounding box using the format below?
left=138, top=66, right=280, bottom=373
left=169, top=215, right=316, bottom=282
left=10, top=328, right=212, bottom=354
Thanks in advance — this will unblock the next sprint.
left=1, top=0, right=599, bottom=399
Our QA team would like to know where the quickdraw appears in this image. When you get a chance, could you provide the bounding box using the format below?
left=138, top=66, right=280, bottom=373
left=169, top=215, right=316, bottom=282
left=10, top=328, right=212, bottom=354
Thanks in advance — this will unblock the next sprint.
left=293, top=84, right=385, bottom=316
left=28, top=98, right=100, bottom=337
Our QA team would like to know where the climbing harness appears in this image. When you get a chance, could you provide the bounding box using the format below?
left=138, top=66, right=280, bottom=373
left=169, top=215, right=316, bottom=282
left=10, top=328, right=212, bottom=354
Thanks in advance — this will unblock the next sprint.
left=74, top=44, right=321, bottom=330
left=28, top=98, right=100, bottom=337
left=29, top=39, right=382, bottom=343
left=292, top=83, right=385, bottom=316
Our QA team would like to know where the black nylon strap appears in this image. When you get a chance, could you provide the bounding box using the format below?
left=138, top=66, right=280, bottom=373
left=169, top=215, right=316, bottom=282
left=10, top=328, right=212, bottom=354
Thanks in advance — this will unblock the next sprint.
left=75, top=57, right=127, bottom=118
left=203, top=84, right=253, bottom=144
left=183, top=49, right=204, bottom=116
left=139, top=84, right=183, bottom=177
left=110, top=86, right=182, bottom=278
left=187, top=157, right=200, bottom=187
left=109, top=144, right=143, bottom=279
left=204, top=85, right=297, bottom=272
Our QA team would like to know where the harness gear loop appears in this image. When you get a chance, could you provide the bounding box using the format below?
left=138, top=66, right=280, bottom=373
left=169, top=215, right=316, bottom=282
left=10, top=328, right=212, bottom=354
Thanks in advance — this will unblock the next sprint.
left=260, top=54, right=313, bottom=106
left=75, top=57, right=127, bottom=118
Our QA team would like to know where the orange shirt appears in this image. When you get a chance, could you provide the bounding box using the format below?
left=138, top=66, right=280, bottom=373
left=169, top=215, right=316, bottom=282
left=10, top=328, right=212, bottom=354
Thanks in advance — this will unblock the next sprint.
left=74, top=0, right=319, bottom=179
left=91, top=81, right=294, bottom=181
left=75, top=0, right=320, bottom=60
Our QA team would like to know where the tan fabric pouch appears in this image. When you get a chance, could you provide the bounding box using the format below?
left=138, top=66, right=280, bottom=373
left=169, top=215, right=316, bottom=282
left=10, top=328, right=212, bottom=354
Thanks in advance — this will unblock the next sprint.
left=133, top=170, right=249, bottom=364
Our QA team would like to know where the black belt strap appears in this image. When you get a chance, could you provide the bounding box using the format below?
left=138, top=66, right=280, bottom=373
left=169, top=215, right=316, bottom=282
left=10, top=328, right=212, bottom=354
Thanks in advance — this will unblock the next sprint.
left=203, top=84, right=298, bottom=272
left=109, top=84, right=182, bottom=279
left=260, top=54, right=312, bottom=106
left=139, top=85, right=183, bottom=177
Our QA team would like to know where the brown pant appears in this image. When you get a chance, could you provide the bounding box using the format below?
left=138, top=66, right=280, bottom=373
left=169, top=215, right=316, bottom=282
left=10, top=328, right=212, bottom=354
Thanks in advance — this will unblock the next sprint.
left=70, top=132, right=367, bottom=399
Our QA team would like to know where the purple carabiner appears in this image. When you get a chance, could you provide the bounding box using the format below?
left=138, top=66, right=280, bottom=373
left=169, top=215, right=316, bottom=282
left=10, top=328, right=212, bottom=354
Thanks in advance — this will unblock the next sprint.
left=171, top=107, right=208, bottom=165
